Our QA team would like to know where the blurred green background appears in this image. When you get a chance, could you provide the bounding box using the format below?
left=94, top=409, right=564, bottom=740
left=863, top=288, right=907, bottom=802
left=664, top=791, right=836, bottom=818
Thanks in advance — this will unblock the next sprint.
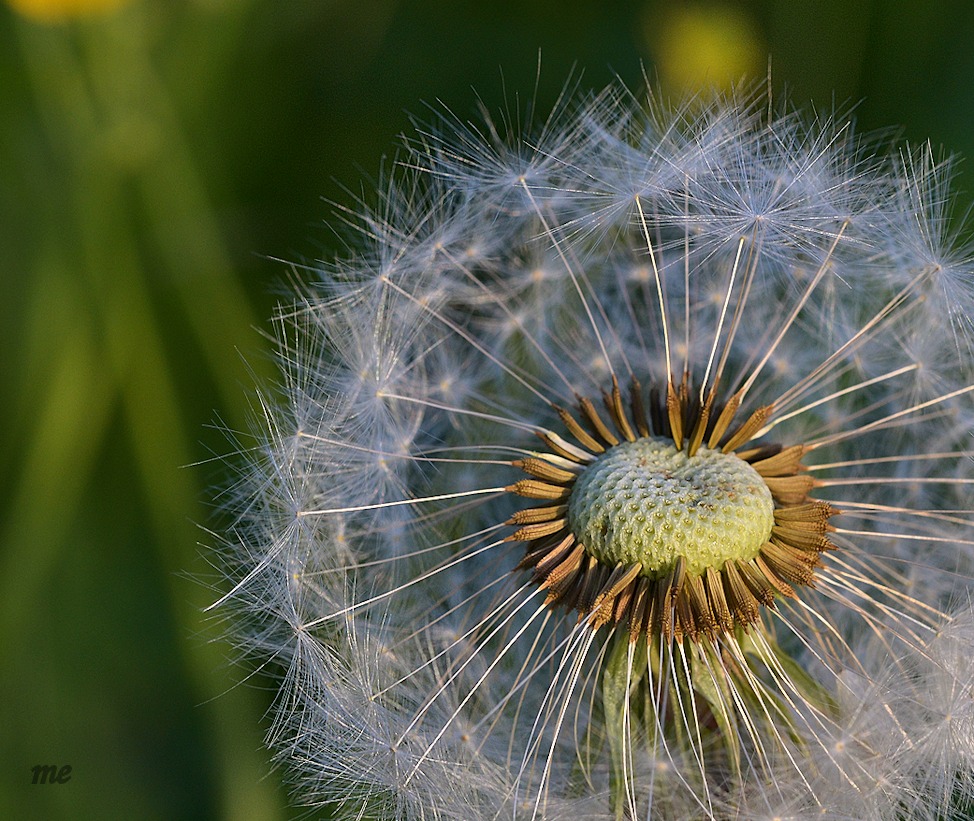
left=2, top=1, right=973, bottom=818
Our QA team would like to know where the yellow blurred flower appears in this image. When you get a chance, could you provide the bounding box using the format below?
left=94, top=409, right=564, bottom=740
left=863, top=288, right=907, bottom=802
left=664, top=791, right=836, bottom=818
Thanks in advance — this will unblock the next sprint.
left=646, top=2, right=764, bottom=93
left=6, top=0, right=131, bottom=23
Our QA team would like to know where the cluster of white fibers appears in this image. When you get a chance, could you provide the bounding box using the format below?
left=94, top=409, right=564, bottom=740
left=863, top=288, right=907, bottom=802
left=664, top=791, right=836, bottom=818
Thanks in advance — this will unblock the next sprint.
left=211, top=82, right=974, bottom=820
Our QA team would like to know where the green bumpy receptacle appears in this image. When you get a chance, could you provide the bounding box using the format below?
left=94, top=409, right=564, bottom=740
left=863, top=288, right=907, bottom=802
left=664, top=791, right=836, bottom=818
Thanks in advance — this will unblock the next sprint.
left=567, top=438, right=774, bottom=578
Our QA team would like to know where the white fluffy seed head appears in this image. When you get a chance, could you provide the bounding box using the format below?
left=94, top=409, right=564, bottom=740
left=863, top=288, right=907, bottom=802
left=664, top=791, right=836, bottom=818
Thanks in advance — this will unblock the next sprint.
left=213, top=80, right=974, bottom=820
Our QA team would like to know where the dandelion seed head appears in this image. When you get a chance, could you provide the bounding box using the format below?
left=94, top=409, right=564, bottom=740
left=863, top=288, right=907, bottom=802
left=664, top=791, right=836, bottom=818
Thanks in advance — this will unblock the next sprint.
left=213, top=79, right=974, bottom=820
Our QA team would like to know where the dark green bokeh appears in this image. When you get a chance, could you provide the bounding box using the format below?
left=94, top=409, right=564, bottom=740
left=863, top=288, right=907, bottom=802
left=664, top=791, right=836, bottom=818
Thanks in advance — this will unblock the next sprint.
left=2, top=1, right=972, bottom=819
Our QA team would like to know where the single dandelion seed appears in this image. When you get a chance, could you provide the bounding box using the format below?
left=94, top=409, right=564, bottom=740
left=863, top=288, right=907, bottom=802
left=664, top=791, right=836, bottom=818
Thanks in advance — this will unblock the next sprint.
left=211, top=81, right=974, bottom=820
